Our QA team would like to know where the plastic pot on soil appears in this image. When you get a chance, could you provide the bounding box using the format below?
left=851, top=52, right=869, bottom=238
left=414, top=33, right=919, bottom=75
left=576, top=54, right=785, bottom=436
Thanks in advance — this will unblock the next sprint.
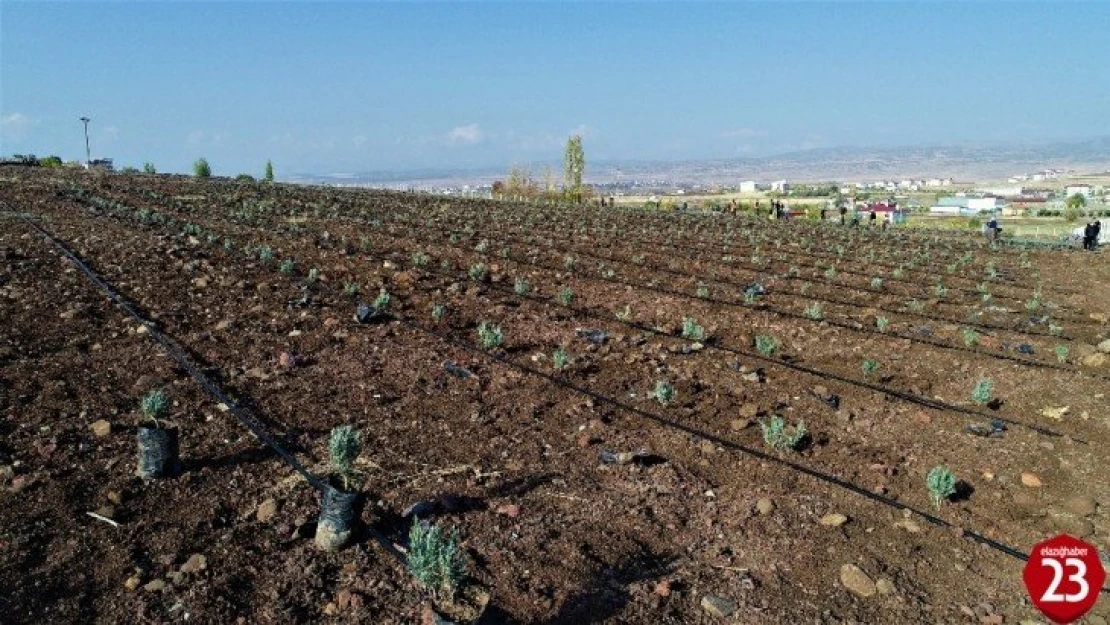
left=136, top=426, right=179, bottom=479
left=315, top=484, right=362, bottom=551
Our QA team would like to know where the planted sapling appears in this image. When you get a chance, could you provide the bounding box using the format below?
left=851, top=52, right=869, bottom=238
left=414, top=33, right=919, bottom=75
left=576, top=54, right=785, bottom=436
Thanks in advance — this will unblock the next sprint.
left=616, top=304, right=632, bottom=323
left=861, top=358, right=880, bottom=377
left=552, top=346, right=570, bottom=371
left=259, top=246, right=275, bottom=264
left=140, top=389, right=170, bottom=428
left=563, top=255, right=578, bottom=271
left=328, top=425, right=361, bottom=490
left=372, top=288, right=391, bottom=311
left=970, top=379, right=994, bottom=406
left=682, top=317, right=706, bottom=341
left=477, top=321, right=504, bottom=349
left=343, top=282, right=360, bottom=297
left=432, top=303, right=446, bottom=322
left=650, top=380, right=676, bottom=406
left=557, top=287, right=574, bottom=306
left=870, top=277, right=883, bottom=290
left=926, top=466, right=956, bottom=508
left=803, top=302, right=824, bottom=320
left=875, top=316, right=889, bottom=332
left=1054, top=345, right=1068, bottom=363
left=514, top=278, right=531, bottom=296
left=412, top=251, right=429, bottom=267
left=696, top=283, right=710, bottom=299
left=961, top=328, right=980, bottom=347
left=760, top=415, right=806, bottom=451
left=407, top=519, right=468, bottom=602
left=307, top=267, right=319, bottom=284
left=755, top=334, right=778, bottom=357
left=279, top=259, right=294, bottom=275
left=468, top=263, right=488, bottom=281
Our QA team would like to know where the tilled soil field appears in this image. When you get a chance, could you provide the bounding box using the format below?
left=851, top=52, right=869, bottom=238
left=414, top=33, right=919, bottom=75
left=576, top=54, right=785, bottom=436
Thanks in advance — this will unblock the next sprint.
left=1, top=167, right=1108, bottom=624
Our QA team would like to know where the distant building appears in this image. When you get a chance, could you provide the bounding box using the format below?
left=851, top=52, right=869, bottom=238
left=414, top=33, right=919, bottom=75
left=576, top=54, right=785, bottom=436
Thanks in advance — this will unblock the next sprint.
left=739, top=180, right=757, bottom=193
left=930, top=196, right=1007, bottom=216
left=978, top=185, right=1025, bottom=197
left=86, top=158, right=114, bottom=171
left=771, top=180, right=789, bottom=193
left=1064, top=184, right=1092, bottom=199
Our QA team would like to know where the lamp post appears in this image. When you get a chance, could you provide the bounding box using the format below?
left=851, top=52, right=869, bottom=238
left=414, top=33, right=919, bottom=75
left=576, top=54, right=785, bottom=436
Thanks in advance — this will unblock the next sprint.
left=79, top=117, right=91, bottom=166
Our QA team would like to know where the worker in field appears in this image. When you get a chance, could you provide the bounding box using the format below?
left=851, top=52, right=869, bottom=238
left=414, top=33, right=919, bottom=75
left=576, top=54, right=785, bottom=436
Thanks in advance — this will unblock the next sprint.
left=839, top=204, right=847, bottom=225
left=869, top=209, right=877, bottom=227
left=1083, top=220, right=1096, bottom=250
left=1095, top=220, right=1102, bottom=249
left=820, top=207, right=828, bottom=221
left=986, top=216, right=1000, bottom=245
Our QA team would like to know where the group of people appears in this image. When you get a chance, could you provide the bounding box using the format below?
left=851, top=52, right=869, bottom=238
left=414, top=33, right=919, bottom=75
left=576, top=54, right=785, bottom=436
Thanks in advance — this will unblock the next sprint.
left=1082, top=219, right=1102, bottom=250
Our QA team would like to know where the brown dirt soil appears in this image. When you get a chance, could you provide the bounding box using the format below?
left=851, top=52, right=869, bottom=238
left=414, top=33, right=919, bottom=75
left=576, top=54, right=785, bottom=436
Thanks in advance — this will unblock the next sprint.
left=1, top=167, right=1108, bottom=624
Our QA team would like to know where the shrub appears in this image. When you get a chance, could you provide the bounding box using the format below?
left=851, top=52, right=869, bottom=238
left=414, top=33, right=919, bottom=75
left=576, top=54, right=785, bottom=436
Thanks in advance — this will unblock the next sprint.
left=193, top=158, right=211, bottom=178
left=631, top=254, right=645, bottom=265
left=926, top=466, right=956, bottom=508
left=553, top=346, right=570, bottom=370
left=906, top=299, right=925, bottom=313
left=870, top=277, right=883, bottom=289
left=650, top=380, right=676, bottom=406
left=1054, top=344, right=1068, bottom=363
left=143, top=162, right=156, bottom=174
left=468, top=263, right=488, bottom=281
left=140, top=389, right=170, bottom=427
left=407, top=519, right=467, bottom=601
left=432, top=303, right=446, bottom=322
left=264, top=160, right=274, bottom=182
left=1048, top=323, right=1063, bottom=337
left=557, top=287, right=574, bottom=306
left=343, top=282, right=360, bottom=297
left=933, top=282, right=948, bottom=298
left=961, top=327, right=980, bottom=347
left=803, top=302, right=824, bottom=320
left=892, top=267, right=906, bottom=279
left=372, top=288, right=391, bottom=310
left=616, top=304, right=632, bottom=323
left=755, top=334, right=778, bottom=356
left=876, top=316, right=889, bottom=332
left=307, top=267, right=319, bottom=284
left=412, top=251, right=428, bottom=267
left=514, top=278, right=531, bottom=295
left=696, top=283, right=710, bottom=299
left=824, top=266, right=837, bottom=279
left=681, top=317, right=706, bottom=341
left=970, top=379, right=993, bottom=405
left=760, top=415, right=806, bottom=451
left=861, top=358, right=879, bottom=377
left=474, top=239, right=490, bottom=254
left=258, top=246, right=274, bottom=264
left=563, top=255, right=578, bottom=271
left=328, top=425, right=361, bottom=490
left=279, top=259, right=294, bottom=274
left=477, top=321, right=503, bottom=349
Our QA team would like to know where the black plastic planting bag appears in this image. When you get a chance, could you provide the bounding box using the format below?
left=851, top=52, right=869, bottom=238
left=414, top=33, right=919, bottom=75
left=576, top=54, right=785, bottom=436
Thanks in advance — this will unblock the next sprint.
left=315, top=485, right=361, bottom=550
left=136, top=426, right=179, bottom=479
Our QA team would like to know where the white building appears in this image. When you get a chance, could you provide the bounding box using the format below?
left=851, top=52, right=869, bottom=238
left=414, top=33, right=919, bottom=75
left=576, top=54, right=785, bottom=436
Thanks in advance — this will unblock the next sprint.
left=739, top=180, right=757, bottom=193
left=771, top=180, right=789, bottom=192
left=1065, top=184, right=1092, bottom=199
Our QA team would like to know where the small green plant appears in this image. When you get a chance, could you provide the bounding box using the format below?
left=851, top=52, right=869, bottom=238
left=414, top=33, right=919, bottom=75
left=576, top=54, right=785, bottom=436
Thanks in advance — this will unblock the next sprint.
left=143, top=162, right=156, bottom=174
left=432, top=303, right=446, bottom=322
left=696, top=283, right=710, bottom=299
left=631, top=254, right=645, bottom=264
left=306, top=267, right=319, bottom=284
left=474, top=239, right=490, bottom=254
left=870, top=277, right=883, bottom=289
left=412, top=251, right=428, bottom=267
left=760, top=415, right=806, bottom=451
left=970, top=378, right=993, bottom=406
left=557, top=287, right=574, bottom=306
left=477, top=321, right=503, bottom=349
left=681, top=317, right=706, bottom=341
left=933, top=282, right=948, bottom=298
left=258, top=246, right=274, bottom=264
left=907, top=299, right=925, bottom=313
left=616, top=304, right=632, bottom=323
left=876, top=316, right=889, bottom=332
left=1025, top=297, right=1041, bottom=312
left=468, top=263, right=488, bottom=281
left=961, top=327, right=980, bottom=347
left=650, top=380, right=676, bottom=406
left=193, top=157, right=211, bottom=178
left=407, top=519, right=467, bottom=601
left=372, top=288, right=391, bottom=310
left=328, top=425, right=361, bottom=490
left=514, top=278, right=531, bottom=295
left=140, top=389, right=170, bottom=427
left=892, top=267, right=906, bottom=279
left=926, top=466, right=957, bottom=508
left=552, top=346, right=570, bottom=370
left=861, top=358, right=880, bottom=377
left=754, top=334, right=778, bottom=356
left=1048, top=323, right=1063, bottom=337
left=563, top=255, right=578, bottom=271
left=279, top=259, right=294, bottom=274
left=343, top=282, right=360, bottom=297
left=824, top=266, right=837, bottom=279
left=1054, top=344, right=1068, bottom=363
left=803, top=302, right=824, bottom=320
left=976, top=281, right=990, bottom=295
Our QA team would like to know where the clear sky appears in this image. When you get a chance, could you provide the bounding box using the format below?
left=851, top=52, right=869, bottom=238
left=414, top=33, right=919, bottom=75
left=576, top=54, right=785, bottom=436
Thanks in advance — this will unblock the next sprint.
left=2, top=2, right=1108, bottom=177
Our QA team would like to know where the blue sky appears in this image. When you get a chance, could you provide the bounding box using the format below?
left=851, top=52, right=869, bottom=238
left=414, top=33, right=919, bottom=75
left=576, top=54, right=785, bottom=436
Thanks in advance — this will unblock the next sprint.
left=2, top=2, right=1108, bottom=176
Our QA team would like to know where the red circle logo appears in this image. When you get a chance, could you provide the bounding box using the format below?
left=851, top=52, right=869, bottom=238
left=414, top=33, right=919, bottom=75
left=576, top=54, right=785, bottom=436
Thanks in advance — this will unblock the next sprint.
left=1023, top=534, right=1106, bottom=624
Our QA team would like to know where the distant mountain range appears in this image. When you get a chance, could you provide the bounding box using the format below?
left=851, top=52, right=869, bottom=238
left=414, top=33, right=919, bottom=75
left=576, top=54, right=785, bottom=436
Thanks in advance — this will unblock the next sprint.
left=289, top=137, right=1110, bottom=188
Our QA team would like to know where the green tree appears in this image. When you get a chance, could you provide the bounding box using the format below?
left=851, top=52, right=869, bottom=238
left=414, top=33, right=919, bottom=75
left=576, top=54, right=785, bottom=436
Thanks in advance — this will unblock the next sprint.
left=563, top=134, right=584, bottom=203
left=264, top=159, right=274, bottom=182
left=193, top=158, right=211, bottom=178
left=37, top=155, right=63, bottom=168
left=1064, top=193, right=1087, bottom=222
left=143, top=162, right=156, bottom=174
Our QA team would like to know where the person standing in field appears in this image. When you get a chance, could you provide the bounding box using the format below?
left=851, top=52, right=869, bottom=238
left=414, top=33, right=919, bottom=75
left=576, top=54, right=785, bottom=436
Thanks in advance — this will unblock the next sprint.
left=986, top=216, right=999, bottom=244
left=1083, top=220, right=1096, bottom=250
left=839, top=204, right=847, bottom=225
left=1095, top=220, right=1102, bottom=249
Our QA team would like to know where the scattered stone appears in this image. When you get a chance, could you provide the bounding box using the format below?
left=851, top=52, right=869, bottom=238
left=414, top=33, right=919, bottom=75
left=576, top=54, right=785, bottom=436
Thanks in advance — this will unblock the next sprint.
left=256, top=499, right=278, bottom=523
left=495, top=503, right=520, bottom=518
left=1039, top=406, right=1070, bottom=420
left=1021, top=472, right=1043, bottom=488
left=1098, top=339, right=1110, bottom=354
left=894, top=519, right=921, bottom=533
left=278, top=352, right=299, bottom=368
left=756, top=498, right=775, bottom=515
left=875, top=578, right=895, bottom=596
left=215, top=319, right=233, bottom=331
left=839, top=564, right=877, bottom=598
left=1063, top=495, right=1097, bottom=517
left=730, top=418, right=751, bottom=431
left=124, top=575, right=142, bottom=591
left=421, top=604, right=454, bottom=625
left=180, top=553, right=207, bottom=574
left=143, top=579, right=166, bottom=592
left=738, top=403, right=759, bottom=418
left=94, top=505, right=117, bottom=520
left=654, top=579, right=672, bottom=597
left=820, top=513, right=849, bottom=527
left=90, top=419, right=112, bottom=437
left=106, top=490, right=124, bottom=505
left=700, top=595, right=738, bottom=618
left=1091, top=313, right=1109, bottom=324
left=336, top=588, right=363, bottom=611
left=1081, top=352, right=1106, bottom=367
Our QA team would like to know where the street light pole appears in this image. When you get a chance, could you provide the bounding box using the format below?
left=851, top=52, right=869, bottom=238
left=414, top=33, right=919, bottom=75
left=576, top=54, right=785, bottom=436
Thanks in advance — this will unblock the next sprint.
left=79, top=117, right=91, bottom=166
